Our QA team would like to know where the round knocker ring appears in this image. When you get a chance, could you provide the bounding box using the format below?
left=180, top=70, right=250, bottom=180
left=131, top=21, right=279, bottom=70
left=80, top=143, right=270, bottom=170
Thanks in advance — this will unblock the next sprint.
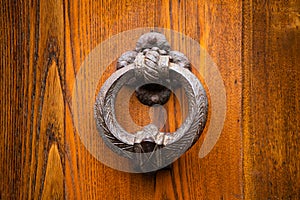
left=94, top=32, right=208, bottom=172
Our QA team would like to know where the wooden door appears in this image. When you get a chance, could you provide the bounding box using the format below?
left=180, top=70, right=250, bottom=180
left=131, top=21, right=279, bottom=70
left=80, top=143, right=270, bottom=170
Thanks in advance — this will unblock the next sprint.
left=0, top=0, right=299, bottom=199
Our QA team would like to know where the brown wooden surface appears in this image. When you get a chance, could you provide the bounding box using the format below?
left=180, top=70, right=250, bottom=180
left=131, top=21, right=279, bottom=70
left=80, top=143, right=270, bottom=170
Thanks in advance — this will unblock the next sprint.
left=0, top=0, right=298, bottom=199
left=243, top=0, right=300, bottom=199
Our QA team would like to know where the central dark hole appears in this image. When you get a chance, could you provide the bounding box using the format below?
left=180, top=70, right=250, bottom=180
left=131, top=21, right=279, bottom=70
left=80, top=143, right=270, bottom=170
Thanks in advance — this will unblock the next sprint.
left=138, top=83, right=167, bottom=92
left=135, top=83, right=171, bottom=106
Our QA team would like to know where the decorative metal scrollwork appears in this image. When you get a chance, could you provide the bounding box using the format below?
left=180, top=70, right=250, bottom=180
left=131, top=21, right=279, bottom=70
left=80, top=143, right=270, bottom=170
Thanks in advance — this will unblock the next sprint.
left=94, top=32, right=208, bottom=172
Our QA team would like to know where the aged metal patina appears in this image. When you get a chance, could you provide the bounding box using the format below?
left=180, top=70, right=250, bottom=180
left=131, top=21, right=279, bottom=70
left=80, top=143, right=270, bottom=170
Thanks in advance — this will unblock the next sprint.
left=94, top=32, right=208, bottom=172
left=117, top=32, right=191, bottom=106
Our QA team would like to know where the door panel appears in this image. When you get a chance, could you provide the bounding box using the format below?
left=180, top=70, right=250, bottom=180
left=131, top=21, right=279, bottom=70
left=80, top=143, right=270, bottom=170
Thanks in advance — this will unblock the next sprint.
left=243, top=1, right=300, bottom=199
left=0, top=0, right=299, bottom=199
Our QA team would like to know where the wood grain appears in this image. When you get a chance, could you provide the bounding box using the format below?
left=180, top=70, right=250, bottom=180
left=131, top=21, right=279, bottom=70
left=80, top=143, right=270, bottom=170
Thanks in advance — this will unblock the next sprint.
left=0, top=0, right=298, bottom=199
left=243, top=0, right=300, bottom=199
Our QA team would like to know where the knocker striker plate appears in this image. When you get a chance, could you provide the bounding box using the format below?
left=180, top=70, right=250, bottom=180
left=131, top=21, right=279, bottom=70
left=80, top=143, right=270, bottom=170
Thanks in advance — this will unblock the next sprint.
left=94, top=32, right=208, bottom=172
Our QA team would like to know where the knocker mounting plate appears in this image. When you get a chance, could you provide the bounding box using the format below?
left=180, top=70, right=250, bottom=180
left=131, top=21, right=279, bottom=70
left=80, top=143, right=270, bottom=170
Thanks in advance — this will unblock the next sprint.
left=116, top=32, right=191, bottom=106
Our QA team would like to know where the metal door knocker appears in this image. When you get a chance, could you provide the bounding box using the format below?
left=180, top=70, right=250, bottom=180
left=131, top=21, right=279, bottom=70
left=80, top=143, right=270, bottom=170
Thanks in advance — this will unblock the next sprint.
left=94, top=32, right=208, bottom=172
